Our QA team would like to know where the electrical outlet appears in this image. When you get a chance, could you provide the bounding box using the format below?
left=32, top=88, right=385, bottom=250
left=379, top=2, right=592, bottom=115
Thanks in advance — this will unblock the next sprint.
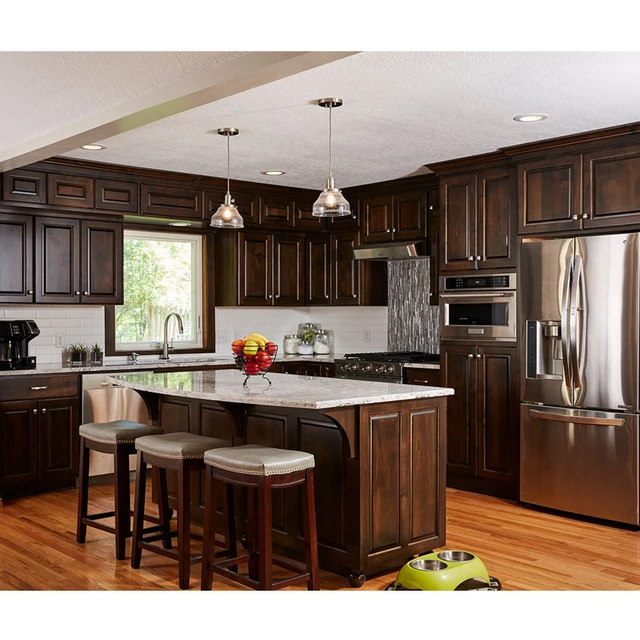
left=55, top=333, right=65, bottom=348
left=364, top=329, right=371, bottom=342
left=216, top=330, right=227, bottom=343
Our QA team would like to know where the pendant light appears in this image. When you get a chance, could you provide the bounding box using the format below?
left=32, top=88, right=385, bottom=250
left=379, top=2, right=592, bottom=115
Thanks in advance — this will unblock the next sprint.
left=312, top=98, right=351, bottom=218
left=210, top=127, right=244, bottom=229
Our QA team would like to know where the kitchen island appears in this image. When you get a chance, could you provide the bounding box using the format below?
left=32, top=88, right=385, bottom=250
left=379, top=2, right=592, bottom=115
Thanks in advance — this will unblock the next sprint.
left=107, top=369, right=453, bottom=587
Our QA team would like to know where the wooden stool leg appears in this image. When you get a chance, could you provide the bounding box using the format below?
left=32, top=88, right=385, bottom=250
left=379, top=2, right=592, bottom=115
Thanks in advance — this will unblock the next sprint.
left=154, top=466, right=172, bottom=550
left=113, top=445, right=131, bottom=560
left=248, top=488, right=259, bottom=581
left=225, top=482, right=238, bottom=563
left=177, top=461, right=191, bottom=590
left=200, top=467, right=216, bottom=590
left=76, top=437, right=90, bottom=544
left=257, top=476, right=273, bottom=590
left=302, top=468, right=320, bottom=590
left=131, top=451, right=147, bottom=569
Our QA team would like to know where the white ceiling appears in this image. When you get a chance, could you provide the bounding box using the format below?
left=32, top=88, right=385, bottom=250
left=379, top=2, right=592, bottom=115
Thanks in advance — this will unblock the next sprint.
left=5, top=51, right=640, bottom=189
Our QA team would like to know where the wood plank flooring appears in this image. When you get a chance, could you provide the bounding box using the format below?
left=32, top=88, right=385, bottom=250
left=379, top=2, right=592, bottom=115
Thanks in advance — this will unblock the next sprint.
left=1, top=482, right=639, bottom=591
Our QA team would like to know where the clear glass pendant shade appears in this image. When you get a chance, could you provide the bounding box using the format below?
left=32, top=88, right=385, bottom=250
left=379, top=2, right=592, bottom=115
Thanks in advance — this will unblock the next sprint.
left=210, top=193, right=244, bottom=228
left=312, top=177, right=351, bottom=217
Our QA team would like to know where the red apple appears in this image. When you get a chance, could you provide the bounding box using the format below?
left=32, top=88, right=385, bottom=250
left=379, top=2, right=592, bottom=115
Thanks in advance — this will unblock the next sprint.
left=256, top=350, right=272, bottom=370
left=244, top=361, right=260, bottom=375
left=265, top=341, right=277, bottom=356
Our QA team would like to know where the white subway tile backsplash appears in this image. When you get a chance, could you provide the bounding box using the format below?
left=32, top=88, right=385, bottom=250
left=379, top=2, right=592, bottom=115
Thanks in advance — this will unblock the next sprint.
left=38, top=308, right=67, bottom=318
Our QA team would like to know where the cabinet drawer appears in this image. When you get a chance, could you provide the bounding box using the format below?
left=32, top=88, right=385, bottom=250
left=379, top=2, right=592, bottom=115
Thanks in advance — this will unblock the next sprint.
left=95, top=179, right=139, bottom=213
left=47, top=174, right=95, bottom=209
left=0, top=375, right=79, bottom=402
left=3, top=169, right=47, bottom=204
left=141, top=184, right=202, bottom=219
left=405, top=368, right=440, bottom=386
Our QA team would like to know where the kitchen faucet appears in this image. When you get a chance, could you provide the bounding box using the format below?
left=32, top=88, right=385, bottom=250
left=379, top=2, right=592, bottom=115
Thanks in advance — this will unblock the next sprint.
left=159, top=312, right=184, bottom=360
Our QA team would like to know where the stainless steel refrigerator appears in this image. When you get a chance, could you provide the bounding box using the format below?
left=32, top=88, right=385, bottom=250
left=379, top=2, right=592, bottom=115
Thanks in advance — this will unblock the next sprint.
left=520, top=233, right=639, bottom=525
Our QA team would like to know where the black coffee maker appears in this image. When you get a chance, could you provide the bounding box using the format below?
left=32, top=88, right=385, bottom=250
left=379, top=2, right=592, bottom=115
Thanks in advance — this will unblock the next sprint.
left=0, top=320, right=40, bottom=370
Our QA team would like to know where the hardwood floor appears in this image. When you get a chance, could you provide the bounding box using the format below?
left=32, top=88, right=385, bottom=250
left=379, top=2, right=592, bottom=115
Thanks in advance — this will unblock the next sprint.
left=1, top=482, right=639, bottom=591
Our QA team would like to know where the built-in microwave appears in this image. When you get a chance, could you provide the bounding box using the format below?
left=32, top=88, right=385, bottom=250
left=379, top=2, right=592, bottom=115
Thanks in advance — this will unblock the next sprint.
left=439, top=273, right=516, bottom=341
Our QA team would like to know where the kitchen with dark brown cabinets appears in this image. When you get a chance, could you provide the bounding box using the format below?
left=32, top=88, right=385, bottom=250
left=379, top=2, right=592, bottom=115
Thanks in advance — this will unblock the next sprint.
left=3, top=50, right=640, bottom=610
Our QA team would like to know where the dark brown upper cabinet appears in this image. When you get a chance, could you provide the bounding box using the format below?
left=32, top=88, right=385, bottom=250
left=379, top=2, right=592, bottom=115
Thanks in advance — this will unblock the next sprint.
left=34, top=216, right=81, bottom=304
left=294, top=197, right=327, bottom=231
left=47, top=173, right=94, bottom=209
left=95, top=179, right=139, bottom=214
left=393, top=189, right=427, bottom=241
left=441, top=168, right=515, bottom=272
left=141, top=183, right=202, bottom=220
left=583, top=143, right=640, bottom=229
left=2, top=169, right=47, bottom=205
left=332, top=231, right=361, bottom=305
left=306, top=234, right=331, bottom=305
left=0, top=213, right=33, bottom=304
left=362, top=195, right=394, bottom=243
left=273, top=234, right=305, bottom=305
left=204, top=190, right=259, bottom=227
left=238, top=231, right=272, bottom=305
left=517, top=154, right=582, bottom=234
left=259, top=195, right=295, bottom=228
left=80, top=219, right=123, bottom=304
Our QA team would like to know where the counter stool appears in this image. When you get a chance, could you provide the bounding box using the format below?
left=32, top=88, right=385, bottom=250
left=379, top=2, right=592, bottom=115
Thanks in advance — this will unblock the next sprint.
left=76, top=419, right=165, bottom=560
left=131, top=432, right=235, bottom=590
left=201, top=444, right=319, bottom=591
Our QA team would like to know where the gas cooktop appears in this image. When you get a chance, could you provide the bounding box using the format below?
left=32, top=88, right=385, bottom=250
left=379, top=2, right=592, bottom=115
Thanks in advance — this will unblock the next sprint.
left=343, top=351, right=440, bottom=363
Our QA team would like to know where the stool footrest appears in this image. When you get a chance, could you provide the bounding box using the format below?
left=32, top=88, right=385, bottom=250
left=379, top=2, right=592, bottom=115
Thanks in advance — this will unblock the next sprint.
left=210, top=553, right=311, bottom=590
left=138, top=541, right=203, bottom=566
left=83, top=518, right=127, bottom=537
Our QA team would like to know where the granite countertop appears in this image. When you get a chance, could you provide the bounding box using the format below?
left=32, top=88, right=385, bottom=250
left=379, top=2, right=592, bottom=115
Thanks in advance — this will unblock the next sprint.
left=107, top=370, right=454, bottom=410
left=403, top=363, right=441, bottom=370
left=0, top=353, right=341, bottom=377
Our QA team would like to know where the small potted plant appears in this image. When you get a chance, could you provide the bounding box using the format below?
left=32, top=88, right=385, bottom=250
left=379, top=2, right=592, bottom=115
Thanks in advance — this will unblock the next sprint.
left=90, top=343, right=103, bottom=366
left=69, top=342, right=88, bottom=366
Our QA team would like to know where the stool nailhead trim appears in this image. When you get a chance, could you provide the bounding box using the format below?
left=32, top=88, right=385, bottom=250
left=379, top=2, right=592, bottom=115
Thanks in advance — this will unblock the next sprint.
left=205, top=461, right=315, bottom=476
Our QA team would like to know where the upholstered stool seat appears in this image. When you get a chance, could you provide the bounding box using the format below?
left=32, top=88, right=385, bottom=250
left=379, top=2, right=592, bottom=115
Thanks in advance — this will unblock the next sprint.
left=76, top=411, right=164, bottom=561
left=131, top=432, right=235, bottom=590
left=201, top=444, right=319, bottom=591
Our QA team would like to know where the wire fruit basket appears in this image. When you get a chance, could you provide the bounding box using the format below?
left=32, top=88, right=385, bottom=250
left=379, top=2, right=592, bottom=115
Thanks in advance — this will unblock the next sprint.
left=233, top=344, right=278, bottom=387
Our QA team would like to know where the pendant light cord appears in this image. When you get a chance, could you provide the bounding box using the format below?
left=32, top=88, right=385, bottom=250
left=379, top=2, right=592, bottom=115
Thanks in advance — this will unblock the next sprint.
left=226, top=133, right=231, bottom=197
left=328, top=103, right=333, bottom=180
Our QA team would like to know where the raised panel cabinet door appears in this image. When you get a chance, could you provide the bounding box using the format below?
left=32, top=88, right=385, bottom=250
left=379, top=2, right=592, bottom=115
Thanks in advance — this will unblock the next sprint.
left=259, top=196, right=295, bottom=227
left=80, top=220, right=123, bottom=304
left=0, top=400, right=38, bottom=492
left=294, top=198, right=326, bottom=230
left=362, top=195, right=393, bottom=244
left=0, top=213, right=33, bottom=303
left=37, top=397, right=79, bottom=490
left=95, top=179, right=139, bottom=213
left=305, top=234, right=331, bottom=305
left=393, top=189, right=427, bottom=241
left=583, top=145, right=640, bottom=229
left=441, top=343, right=477, bottom=476
left=238, top=231, right=272, bottom=305
left=2, top=169, right=47, bottom=204
left=205, top=190, right=259, bottom=226
left=47, top=173, right=94, bottom=209
left=332, top=231, right=361, bottom=305
left=141, top=183, right=202, bottom=219
left=517, top=154, right=582, bottom=234
left=476, top=345, right=518, bottom=486
left=477, top=167, right=516, bottom=269
left=427, top=187, right=440, bottom=306
left=329, top=194, right=360, bottom=228
left=273, top=234, right=304, bottom=306
left=440, top=173, right=477, bottom=271
left=34, top=216, right=80, bottom=304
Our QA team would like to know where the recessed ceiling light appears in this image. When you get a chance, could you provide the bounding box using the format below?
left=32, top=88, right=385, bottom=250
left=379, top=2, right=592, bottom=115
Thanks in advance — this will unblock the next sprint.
left=513, top=114, right=549, bottom=123
left=168, top=221, right=191, bottom=227
left=262, top=170, right=286, bottom=176
left=81, top=144, right=106, bottom=150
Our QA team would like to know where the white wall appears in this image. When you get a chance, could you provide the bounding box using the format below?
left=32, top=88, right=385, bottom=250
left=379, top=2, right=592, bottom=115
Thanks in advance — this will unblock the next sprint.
left=0, top=305, right=105, bottom=365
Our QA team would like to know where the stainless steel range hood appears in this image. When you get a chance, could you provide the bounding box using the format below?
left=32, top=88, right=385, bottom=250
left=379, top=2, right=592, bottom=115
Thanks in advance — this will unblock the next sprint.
left=353, top=240, right=428, bottom=261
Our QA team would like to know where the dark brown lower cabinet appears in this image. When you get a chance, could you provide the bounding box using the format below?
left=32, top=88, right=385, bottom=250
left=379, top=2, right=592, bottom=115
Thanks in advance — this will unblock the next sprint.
left=0, top=396, right=79, bottom=501
left=153, top=394, right=446, bottom=585
left=441, top=342, right=518, bottom=499
left=404, top=367, right=440, bottom=387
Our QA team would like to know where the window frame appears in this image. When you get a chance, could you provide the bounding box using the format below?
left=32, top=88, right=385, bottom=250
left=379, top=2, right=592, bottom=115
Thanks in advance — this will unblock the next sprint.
left=105, top=225, right=215, bottom=357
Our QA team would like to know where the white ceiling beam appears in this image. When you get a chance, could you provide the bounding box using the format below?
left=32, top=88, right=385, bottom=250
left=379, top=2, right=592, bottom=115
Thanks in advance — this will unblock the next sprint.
left=0, top=51, right=358, bottom=172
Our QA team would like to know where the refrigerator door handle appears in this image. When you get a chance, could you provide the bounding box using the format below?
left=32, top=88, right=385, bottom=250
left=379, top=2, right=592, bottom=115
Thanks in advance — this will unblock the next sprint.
left=569, top=254, right=583, bottom=390
left=528, top=408, right=625, bottom=427
left=560, top=255, right=572, bottom=387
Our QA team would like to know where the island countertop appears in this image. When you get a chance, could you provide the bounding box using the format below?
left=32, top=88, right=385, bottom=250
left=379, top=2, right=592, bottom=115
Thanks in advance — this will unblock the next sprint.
left=106, top=369, right=453, bottom=410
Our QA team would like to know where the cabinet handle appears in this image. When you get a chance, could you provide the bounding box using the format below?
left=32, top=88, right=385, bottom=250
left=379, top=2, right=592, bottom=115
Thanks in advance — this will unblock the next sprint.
left=572, top=214, right=578, bottom=220
left=33, top=408, right=38, bottom=415
left=41, top=408, right=47, bottom=414
left=468, top=256, right=474, bottom=261
left=27, top=289, right=33, bottom=295
left=30, top=386, right=47, bottom=390
left=582, top=213, right=588, bottom=219
left=468, top=354, right=474, bottom=359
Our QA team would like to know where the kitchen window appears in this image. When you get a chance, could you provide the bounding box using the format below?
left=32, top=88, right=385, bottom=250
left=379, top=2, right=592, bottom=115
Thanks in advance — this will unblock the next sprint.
left=109, top=229, right=204, bottom=353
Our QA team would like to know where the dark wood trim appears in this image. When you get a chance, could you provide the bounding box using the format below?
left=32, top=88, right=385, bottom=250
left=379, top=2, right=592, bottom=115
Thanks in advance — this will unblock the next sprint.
left=426, top=151, right=511, bottom=175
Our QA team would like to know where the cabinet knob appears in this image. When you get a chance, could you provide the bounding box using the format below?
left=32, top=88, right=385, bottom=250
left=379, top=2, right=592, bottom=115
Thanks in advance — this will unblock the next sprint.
left=75, top=291, right=81, bottom=295
left=275, top=294, right=280, bottom=299
left=352, top=294, right=357, bottom=298
left=268, top=294, right=272, bottom=299
left=476, top=353, right=483, bottom=359
left=392, top=228, right=396, bottom=233
left=27, top=289, right=33, bottom=295
left=429, top=205, right=434, bottom=210
left=572, top=214, right=578, bottom=220
left=468, top=354, right=474, bottom=359
left=41, top=408, right=47, bottom=414
left=468, top=256, right=474, bottom=261
left=386, top=229, right=391, bottom=233
left=83, top=291, right=89, bottom=295
left=325, top=295, right=329, bottom=299
left=33, top=408, right=38, bottom=415
left=582, top=213, right=588, bottom=219
left=476, top=255, right=482, bottom=261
